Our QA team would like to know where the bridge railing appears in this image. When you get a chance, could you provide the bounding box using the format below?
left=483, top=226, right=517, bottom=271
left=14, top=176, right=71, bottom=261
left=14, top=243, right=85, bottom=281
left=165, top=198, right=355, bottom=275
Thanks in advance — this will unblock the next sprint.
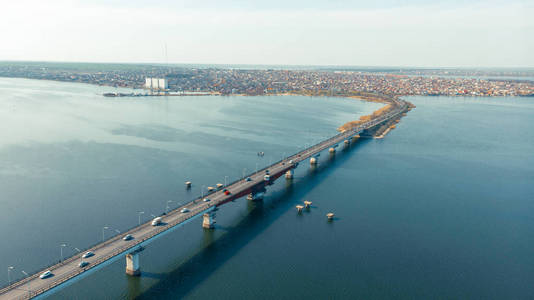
left=1, top=201, right=218, bottom=298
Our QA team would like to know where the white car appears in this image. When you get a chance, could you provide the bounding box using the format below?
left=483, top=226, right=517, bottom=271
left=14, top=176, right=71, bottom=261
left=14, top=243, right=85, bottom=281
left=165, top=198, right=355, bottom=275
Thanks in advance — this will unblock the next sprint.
left=39, top=270, right=53, bottom=279
left=122, top=234, right=133, bottom=241
left=181, top=208, right=190, bottom=213
left=203, top=198, right=210, bottom=202
left=82, top=251, right=94, bottom=258
left=151, top=217, right=162, bottom=226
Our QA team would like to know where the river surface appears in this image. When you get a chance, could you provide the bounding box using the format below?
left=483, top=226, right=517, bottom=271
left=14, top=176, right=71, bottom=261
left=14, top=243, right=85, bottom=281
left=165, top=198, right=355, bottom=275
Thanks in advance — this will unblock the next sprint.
left=0, top=78, right=533, bottom=299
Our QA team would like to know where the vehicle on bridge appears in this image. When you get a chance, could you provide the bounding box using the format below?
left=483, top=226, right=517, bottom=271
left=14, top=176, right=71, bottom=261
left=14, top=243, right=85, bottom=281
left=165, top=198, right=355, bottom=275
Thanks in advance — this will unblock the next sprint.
left=123, top=234, right=133, bottom=241
left=39, top=270, right=53, bottom=279
left=181, top=208, right=190, bottom=213
left=82, top=251, right=94, bottom=258
left=78, top=261, right=89, bottom=268
left=264, top=174, right=270, bottom=181
left=151, top=217, right=162, bottom=226
left=203, top=198, right=211, bottom=202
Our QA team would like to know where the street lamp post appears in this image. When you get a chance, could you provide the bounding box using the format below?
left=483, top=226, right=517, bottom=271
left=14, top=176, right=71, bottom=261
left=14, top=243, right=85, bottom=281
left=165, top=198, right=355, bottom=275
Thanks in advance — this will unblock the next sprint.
left=166, top=200, right=173, bottom=214
left=60, top=243, right=67, bottom=262
left=138, top=211, right=144, bottom=226
left=7, top=266, right=14, bottom=286
left=21, top=270, right=30, bottom=297
left=102, top=226, right=109, bottom=242
left=74, top=247, right=83, bottom=264
left=224, top=176, right=228, bottom=187
left=242, top=168, right=246, bottom=179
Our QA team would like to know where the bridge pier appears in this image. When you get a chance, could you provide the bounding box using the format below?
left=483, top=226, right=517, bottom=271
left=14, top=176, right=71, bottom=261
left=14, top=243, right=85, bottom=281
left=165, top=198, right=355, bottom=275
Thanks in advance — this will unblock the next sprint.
left=247, top=192, right=264, bottom=201
left=285, top=170, right=293, bottom=179
left=125, top=247, right=144, bottom=276
left=202, top=212, right=216, bottom=229
left=310, top=157, right=317, bottom=165
left=328, top=147, right=336, bottom=153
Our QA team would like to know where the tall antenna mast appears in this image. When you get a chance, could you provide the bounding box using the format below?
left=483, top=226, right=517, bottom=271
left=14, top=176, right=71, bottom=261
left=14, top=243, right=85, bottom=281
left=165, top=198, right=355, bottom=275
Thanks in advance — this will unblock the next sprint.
left=164, top=42, right=168, bottom=71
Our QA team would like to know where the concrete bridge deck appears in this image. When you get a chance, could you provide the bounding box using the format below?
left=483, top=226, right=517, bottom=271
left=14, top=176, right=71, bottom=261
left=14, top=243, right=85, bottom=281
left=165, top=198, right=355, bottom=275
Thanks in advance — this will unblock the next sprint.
left=0, top=98, right=409, bottom=299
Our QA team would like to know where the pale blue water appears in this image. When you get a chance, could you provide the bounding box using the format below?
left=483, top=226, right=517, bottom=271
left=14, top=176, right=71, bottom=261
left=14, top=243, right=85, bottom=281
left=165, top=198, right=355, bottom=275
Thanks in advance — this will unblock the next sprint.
left=1, top=78, right=533, bottom=299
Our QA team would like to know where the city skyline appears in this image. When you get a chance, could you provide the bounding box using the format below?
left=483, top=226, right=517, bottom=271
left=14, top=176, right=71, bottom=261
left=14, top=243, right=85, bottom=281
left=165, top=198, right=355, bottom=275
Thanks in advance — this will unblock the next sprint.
left=1, top=0, right=533, bottom=68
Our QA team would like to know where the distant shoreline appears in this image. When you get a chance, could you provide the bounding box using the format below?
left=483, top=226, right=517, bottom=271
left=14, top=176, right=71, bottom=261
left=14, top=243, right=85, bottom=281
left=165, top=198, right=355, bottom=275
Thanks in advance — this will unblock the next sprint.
left=1, top=62, right=533, bottom=97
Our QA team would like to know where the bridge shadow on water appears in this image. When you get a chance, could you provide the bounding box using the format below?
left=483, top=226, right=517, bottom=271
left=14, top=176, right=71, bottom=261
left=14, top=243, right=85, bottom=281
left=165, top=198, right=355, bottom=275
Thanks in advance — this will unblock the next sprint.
left=135, top=139, right=372, bottom=299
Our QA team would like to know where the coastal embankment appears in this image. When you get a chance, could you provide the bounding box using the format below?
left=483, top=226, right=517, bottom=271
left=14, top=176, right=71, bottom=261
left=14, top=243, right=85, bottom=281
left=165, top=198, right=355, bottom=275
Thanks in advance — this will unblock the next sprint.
left=280, top=90, right=415, bottom=139
left=332, top=92, right=415, bottom=138
left=103, top=87, right=414, bottom=138
left=268, top=90, right=415, bottom=139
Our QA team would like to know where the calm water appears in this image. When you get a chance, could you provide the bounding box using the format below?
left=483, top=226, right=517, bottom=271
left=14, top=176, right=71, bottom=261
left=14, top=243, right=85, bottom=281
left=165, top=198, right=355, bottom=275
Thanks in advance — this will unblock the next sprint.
left=1, top=78, right=533, bottom=299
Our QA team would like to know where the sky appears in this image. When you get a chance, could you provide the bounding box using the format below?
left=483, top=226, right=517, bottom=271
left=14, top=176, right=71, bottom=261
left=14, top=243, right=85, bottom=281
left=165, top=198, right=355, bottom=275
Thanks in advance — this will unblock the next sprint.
left=1, top=0, right=532, bottom=67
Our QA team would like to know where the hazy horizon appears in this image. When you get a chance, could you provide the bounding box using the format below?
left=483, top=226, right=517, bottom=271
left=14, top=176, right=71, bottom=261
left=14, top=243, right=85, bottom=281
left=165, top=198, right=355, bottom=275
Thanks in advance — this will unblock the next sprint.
left=1, top=0, right=533, bottom=68
left=3, top=60, right=534, bottom=70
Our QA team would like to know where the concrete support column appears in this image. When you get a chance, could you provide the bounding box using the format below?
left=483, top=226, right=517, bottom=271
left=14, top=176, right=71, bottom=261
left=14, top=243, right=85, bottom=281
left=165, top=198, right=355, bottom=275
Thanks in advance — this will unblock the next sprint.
left=310, top=157, right=317, bottom=165
left=285, top=170, right=293, bottom=179
left=126, top=253, right=140, bottom=276
left=247, top=192, right=264, bottom=201
left=203, top=212, right=216, bottom=229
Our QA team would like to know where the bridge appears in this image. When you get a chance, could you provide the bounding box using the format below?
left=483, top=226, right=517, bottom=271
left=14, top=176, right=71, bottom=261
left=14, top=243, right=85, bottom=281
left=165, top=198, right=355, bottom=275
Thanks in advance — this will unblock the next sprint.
left=0, top=97, right=411, bottom=299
